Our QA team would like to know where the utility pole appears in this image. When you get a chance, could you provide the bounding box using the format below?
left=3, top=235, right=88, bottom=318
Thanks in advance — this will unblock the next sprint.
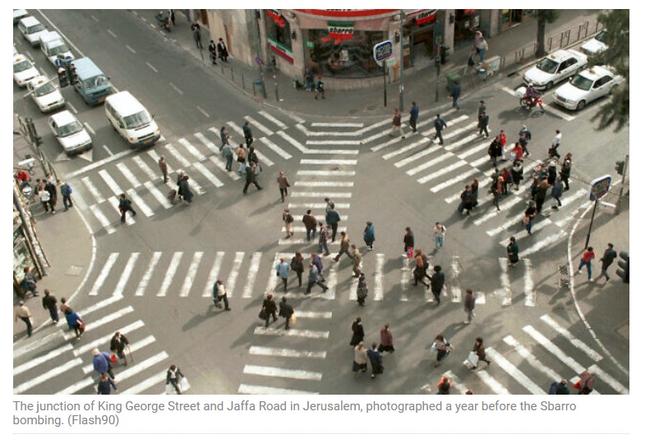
left=615, top=154, right=629, bottom=214
left=251, top=9, right=267, bottom=99
left=399, top=10, right=405, bottom=112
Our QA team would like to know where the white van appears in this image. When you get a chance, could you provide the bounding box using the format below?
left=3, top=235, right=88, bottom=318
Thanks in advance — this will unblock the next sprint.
left=40, top=31, right=74, bottom=66
left=105, top=91, right=161, bottom=147
left=18, top=16, right=48, bottom=47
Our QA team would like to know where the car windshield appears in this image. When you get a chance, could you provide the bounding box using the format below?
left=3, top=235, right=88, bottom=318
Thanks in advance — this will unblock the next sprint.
left=48, top=43, right=69, bottom=56
left=14, top=60, right=32, bottom=72
left=536, top=57, right=559, bottom=74
left=570, top=74, right=594, bottom=91
left=81, top=75, right=109, bottom=90
left=123, top=110, right=151, bottom=129
left=35, top=82, right=56, bottom=97
left=595, top=30, right=607, bottom=43
left=28, top=24, right=45, bottom=33
left=57, top=120, right=83, bottom=137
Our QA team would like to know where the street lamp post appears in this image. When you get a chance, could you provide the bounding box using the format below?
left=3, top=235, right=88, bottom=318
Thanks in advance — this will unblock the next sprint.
left=399, top=10, right=405, bottom=112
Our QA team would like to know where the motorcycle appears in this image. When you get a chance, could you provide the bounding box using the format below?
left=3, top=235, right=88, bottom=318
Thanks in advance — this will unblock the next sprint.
left=515, top=86, right=545, bottom=114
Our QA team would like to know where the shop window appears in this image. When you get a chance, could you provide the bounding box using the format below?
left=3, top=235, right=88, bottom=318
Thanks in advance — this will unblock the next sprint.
left=454, top=9, right=480, bottom=41
left=305, top=29, right=385, bottom=78
left=265, top=10, right=292, bottom=52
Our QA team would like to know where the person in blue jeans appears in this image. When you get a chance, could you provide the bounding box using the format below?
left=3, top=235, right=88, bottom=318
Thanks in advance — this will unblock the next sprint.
left=275, top=258, right=290, bottom=292
left=577, top=246, right=596, bottom=281
left=318, top=223, right=330, bottom=255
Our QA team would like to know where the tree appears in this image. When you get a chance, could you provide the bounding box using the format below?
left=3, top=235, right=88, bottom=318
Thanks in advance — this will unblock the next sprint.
left=590, top=10, right=629, bottom=132
left=535, top=10, right=560, bottom=57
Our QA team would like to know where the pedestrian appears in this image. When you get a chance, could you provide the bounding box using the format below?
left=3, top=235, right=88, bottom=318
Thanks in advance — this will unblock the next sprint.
left=290, top=252, right=304, bottom=287
left=409, top=101, right=419, bottom=132
left=212, top=279, right=231, bottom=311
left=430, top=265, right=445, bottom=305
left=463, top=289, right=476, bottom=324
left=158, top=156, right=168, bottom=183
left=302, top=209, right=317, bottom=241
left=65, top=308, right=84, bottom=339
left=97, top=373, right=117, bottom=395
left=333, top=231, right=353, bottom=262
left=45, top=179, right=57, bottom=211
left=278, top=296, right=294, bottom=330
left=42, top=289, right=59, bottom=324
left=353, top=342, right=368, bottom=374
left=575, top=370, right=595, bottom=395
left=217, top=37, right=229, bottom=62
left=534, top=179, right=549, bottom=215
left=20, top=266, right=38, bottom=298
left=403, top=227, right=415, bottom=258
left=243, top=162, right=263, bottom=194
left=549, top=129, right=562, bottom=159
left=208, top=40, right=217, bottom=64
left=59, top=297, right=71, bottom=315
left=437, top=376, right=451, bottom=394
left=275, top=258, right=290, bottom=292
left=356, top=273, right=368, bottom=306
left=491, top=176, right=504, bottom=211
left=110, top=331, right=130, bottom=366
left=547, top=161, right=557, bottom=186
left=219, top=126, right=229, bottom=149
left=488, top=136, right=500, bottom=168
left=379, top=324, right=395, bottom=353
left=432, top=334, right=452, bottom=367
left=39, top=186, right=52, bottom=214
left=248, top=146, right=261, bottom=172
left=59, top=181, right=73, bottom=211
left=577, top=246, right=596, bottom=282
left=166, top=365, right=184, bottom=394
left=177, top=174, right=193, bottom=204
left=413, top=250, right=430, bottom=288
left=282, top=208, right=294, bottom=238
left=391, top=108, right=405, bottom=139
left=511, top=160, right=524, bottom=191
left=560, top=153, right=572, bottom=190
left=470, top=337, right=491, bottom=369
left=118, top=193, right=136, bottom=223
left=262, top=294, right=278, bottom=327
left=519, top=124, right=532, bottom=157
left=222, top=142, right=234, bottom=171
left=325, top=205, right=341, bottom=242
left=367, top=343, right=383, bottom=379
left=548, top=379, right=571, bottom=394
left=350, top=317, right=364, bottom=346
left=276, top=171, right=290, bottom=203
left=433, top=113, right=447, bottom=145
left=450, top=81, right=461, bottom=109
left=351, top=245, right=362, bottom=278
left=242, top=121, right=253, bottom=148
left=92, top=348, right=115, bottom=379
left=474, top=31, right=488, bottom=62
left=523, top=201, right=536, bottom=235
left=311, top=253, right=325, bottom=282
left=191, top=22, right=202, bottom=49
left=14, top=300, right=33, bottom=337
left=477, top=100, right=486, bottom=119
left=318, top=222, right=330, bottom=255
left=506, top=237, right=519, bottom=267
left=363, top=221, right=376, bottom=251
left=459, top=185, right=474, bottom=215
left=511, top=142, right=524, bottom=162
left=314, top=76, right=325, bottom=99
left=478, top=112, right=489, bottom=138
left=596, top=243, right=618, bottom=282
left=235, top=144, right=248, bottom=176
left=306, top=263, right=329, bottom=294
left=551, top=179, right=563, bottom=209
left=169, top=9, right=175, bottom=26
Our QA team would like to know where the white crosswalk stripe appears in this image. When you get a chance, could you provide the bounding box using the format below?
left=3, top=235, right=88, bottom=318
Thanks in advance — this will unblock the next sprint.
left=165, top=143, right=192, bottom=168
left=136, top=252, right=161, bottom=296
left=300, top=159, right=357, bottom=166
left=485, top=347, right=546, bottom=394
left=291, top=191, right=352, bottom=198
left=374, top=253, right=384, bottom=301
left=180, top=252, right=204, bottom=297
left=540, top=314, right=603, bottom=361
left=294, top=181, right=354, bottom=187
left=227, top=121, right=245, bottom=137
left=406, top=152, right=453, bottom=176
left=417, top=160, right=467, bottom=184
left=253, top=327, right=329, bottom=339
left=112, top=252, right=140, bottom=297
left=141, top=181, right=172, bottom=209
left=125, top=187, right=154, bottom=217
left=450, top=256, right=462, bottom=303
left=288, top=202, right=350, bottom=209
left=392, top=141, right=441, bottom=166
left=98, top=169, right=123, bottom=196
left=249, top=346, right=327, bottom=359
left=14, top=358, right=83, bottom=394
left=242, top=253, right=262, bottom=299
left=193, top=162, right=224, bottom=188
left=157, top=252, right=183, bottom=297
left=203, top=251, right=225, bottom=297
left=63, top=306, right=134, bottom=341
left=238, top=384, right=317, bottom=395
left=476, top=369, right=511, bottom=394
left=258, top=110, right=288, bottom=130
left=178, top=138, right=206, bottom=161
left=226, top=252, right=245, bottom=296
left=520, top=230, right=567, bottom=257
left=81, top=176, right=104, bottom=202
left=89, top=204, right=116, bottom=234
left=498, top=257, right=512, bottom=306
left=244, top=115, right=274, bottom=136
left=122, top=373, right=167, bottom=395
left=400, top=256, right=410, bottom=301
left=430, top=169, right=477, bottom=193
left=116, top=162, right=142, bottom=189
left=243, top=365, right=322, bottom=381
left=523, top=258, right=536, bottom=307
left=443, top=370, right=469, bottom=394
left=258, top=136, right=292, bottom=160
left=499, top=219, right=553, bottom=244
left=89, top=252, right=120, bottom=296
left=383, top=138, right=430, bottom=160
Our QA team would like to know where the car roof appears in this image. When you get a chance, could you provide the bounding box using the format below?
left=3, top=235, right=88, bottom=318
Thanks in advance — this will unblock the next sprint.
left=20, top=16, right=40, bottom=27
left=578, top=65, right=615, bottom=80
left=547, top=49, right=584, bottom=62
left=106, top=91, right=145, bottom=115
left=50, top=110, right=77, bottom=125
left=72, top=57, right=103, bottom=79
left=29, top=75, right=49, bottom=87
left=41, top=31, right=62, bottom=44
left=13, top=54, right=30, bottom=64
left=14, top=9, right=28, bottom=17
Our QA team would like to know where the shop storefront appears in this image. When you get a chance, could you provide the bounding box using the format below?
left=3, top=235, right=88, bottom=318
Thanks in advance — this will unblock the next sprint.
left=454, top=9, right=481, bottom=42
left=13, top=209, right=39, bottom=297
left=265, top=9, right=295, bottom=64
left=499, top=9, right=524, bottom=31
left=403, top=9, right=440, bottom=68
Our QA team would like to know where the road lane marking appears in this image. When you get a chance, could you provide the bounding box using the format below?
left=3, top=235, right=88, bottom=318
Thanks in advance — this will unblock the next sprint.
left=98, top=169, right=123, bottom=195
left=122, top=373, right=167, bottom=395
left=383, top=138, right=431, bottom=160
left=297, top=170, right=355, bottom=176
left=238, top=384, right=317, bottom=395
left=196, top=106, right=210, bottom=118
left=83, top=122, right=95, bottom=135
left=257, top=136, right=292, bottom=160
left=226, top=121, right=245, bottom=138
left=157, top=252, right=183, bottom=297
left=134, top=152, right=163, bottom=181
left=473, top=197, right=521, bottom=226
left=136, top=252, right=162, bottom=297
left=89, top=205, right=115, bottom=234
left=14, top=343, right=73, bottom=376
left=290, top=192, right=352, bottom=198
left=14, top=358, right=83, bottom=394
left=81, top=176, right=104, bottom=203
left=540, top=314, right=603, bottom=361
left=165, top=143, right=192, bottom=167
left=116, top=162, right=141, bottom=188
left=253, top=327, right=329, bottom=339
left=125, top=188, right=154, bottom=217
left=288, top=202, right=350, bottom=209
left=13, top=330, right=65, bottom=360
left=125, top=44, right=137, bottom=54
left=89, top=252, right=119, bottom=296
left=169, top=82, right=183, bottom=95
left=101, top=145, right=113, bottom=156
left=107, top=29, right=117, bottom=38
left=202, top=252, right=225, bottom=297
left=112, top=252, right=140, bottom=297
left=244, top=115, right=273, bottom=136
left=66, top=150, right=132, bottom=179
left=485, top=347, right=546, bottom=394
left=145, top=61, right=158, bottom=73
left=265, top=252, right=282, bottom=294
left=243, top=365, right=322, bottom=381
left=305, top=140, right=359, bottom=146
left=277, top=131, right=307, bottom=153
left=523, top=258, right=536, bottom=307
left=312, top=122, right=364, bottom=128
left=258, top=110, right=287, bottom=129
left=193, top=162, right=224, bottom=188
left=520, top=231, right=567, bottom=257
left=180, top=252, right=204, bottom=297
left=374, top=253, right=385, bottom=301
left=476, top=370, right=511, bottom=394
left=498, top=258, right=512, bottom=306
left=408, top=152, right=454, bottom=177
left=143, top=181, right=173, bottom=209
left=249, top=346, right=327, bottom=359
left=430, top=169, right=477, bottom=194
left=294, top=181, right=354, bottom=187
left=400, top=256, right=410, bottom=301
left=499, top=219, right=553, bottom=245
left=299, top=159, right=357, bottom=165
left=241, top=252, right=262, bottom=299
left=90, top=15, right=99, bottom=22
left=293, top=310, right=333, bottom=319
left=450, top=256, right=461, bottom=303
left=226, top=252, right=245, bottom=297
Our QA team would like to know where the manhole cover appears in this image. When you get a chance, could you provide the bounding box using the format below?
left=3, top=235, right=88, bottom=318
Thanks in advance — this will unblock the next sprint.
left=616, top=321, right=629, bottom=340
left=65, top=265, right=84, bottom=277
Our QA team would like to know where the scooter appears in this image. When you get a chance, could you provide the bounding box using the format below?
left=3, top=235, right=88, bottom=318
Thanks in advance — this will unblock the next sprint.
left=515, top=86, right=545, bottom=114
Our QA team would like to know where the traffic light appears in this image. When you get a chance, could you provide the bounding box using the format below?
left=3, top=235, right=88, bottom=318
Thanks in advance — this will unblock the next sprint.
left=57, top=68, right=69, bottom=88
left=616, top=251, right=629, bottom=284
left=615, top=160, right=626, bottom=175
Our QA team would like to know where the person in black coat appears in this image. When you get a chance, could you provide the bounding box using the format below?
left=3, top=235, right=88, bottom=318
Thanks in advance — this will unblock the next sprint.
left=208, top=40, right=217, bottom=64
left=403, top=227, right=415, bottom=256
left=262, top=294, right=277, bottom=327
left=430, top=265, right=445, bottom=305
left=217, top=38, right=229, bottom=62
left=177, top=175, right=193, bottom=203
left=367, top=343, right=384, bottom=379
left=248, top=146, right=262, bottom=172
left=350, top=317, right=364, bottom=346
left=243, top=163, right=263, bottom=194
left=243, top=121, right=253, bottom=147
left=97, top=373, right=117, bottom=395
left=478, top=112, right=489, bottom=138
left=278, top=296, right=294, bottom=330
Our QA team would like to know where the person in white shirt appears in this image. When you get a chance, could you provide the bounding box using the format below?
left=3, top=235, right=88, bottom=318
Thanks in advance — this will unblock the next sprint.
left=549, top=129, right=562, bottom=159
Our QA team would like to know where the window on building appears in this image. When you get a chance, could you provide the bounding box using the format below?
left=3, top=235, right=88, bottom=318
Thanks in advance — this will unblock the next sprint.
left=265, top=10, right=292, bottom=52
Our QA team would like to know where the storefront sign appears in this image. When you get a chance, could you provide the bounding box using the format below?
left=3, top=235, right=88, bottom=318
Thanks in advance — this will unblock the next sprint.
left=296, top=9, right=397, bottom=18
left=414, top=9, right=437, bottom=26
left=267, top=39, right=294, bottom=64
left=373, top=40, right=393, bottom=64
left=266, top=9, right=286, bottom=28
left=324, top=21, right=354, bottom=44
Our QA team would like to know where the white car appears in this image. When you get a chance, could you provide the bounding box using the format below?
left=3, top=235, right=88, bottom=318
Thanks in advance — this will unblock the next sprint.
left=581, top=30, right=608, bottom=56
left=523, top=49, right=588, bottom=90
left=554, top=66, right=623, bottom=111
left=48, top=110, right=93, bottom=155
left=28, top=76, right=65, bottom=113
left=18, top=16, right=48, bottom=47
left=13, top=9, right=28, bottom=25
left=40, top=31, right=74, bottom=66
left=13, top=54, right=40, bottom=87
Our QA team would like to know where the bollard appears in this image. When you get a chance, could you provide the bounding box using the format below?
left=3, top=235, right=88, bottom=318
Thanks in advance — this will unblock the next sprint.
left=241, top=72, right=245, bottom=89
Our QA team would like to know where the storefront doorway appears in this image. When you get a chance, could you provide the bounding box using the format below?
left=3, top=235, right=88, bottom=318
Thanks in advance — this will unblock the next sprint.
left=500, top=9, right=523, bottom=31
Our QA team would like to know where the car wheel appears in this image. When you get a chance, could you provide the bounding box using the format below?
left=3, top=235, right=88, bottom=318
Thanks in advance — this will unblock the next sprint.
left=577, top=100, right=586, bottom=111
left=545, top=81, right=554, bottom=90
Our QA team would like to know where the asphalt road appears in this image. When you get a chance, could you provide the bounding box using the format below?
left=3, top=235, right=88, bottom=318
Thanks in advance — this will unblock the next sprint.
left=13, top=10, right=629, bottom=395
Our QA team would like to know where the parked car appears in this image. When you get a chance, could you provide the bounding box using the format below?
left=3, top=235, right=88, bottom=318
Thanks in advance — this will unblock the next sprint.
left=523, top=49, right=588, bottom=90
left=18, top=16, right=48, bottom=47
left=581, top=30, right=608, bottom=56
left=13, top=54, right=40, bottom=87
left=553, top=65, right=623, bottom=111
left=13, top=9, right=28, bottom=25
left=28, top=76, right=65, bottom=113
left=48, top=110, right=93, bottom=155
left=40, top=31, right=74, bottom=66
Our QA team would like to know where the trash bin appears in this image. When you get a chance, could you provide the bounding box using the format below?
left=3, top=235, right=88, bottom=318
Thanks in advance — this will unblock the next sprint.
left=446, top=72, right=461, bottom=92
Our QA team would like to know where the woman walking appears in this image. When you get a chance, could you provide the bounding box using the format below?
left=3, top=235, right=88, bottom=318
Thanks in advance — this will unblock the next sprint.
left=379, top=324, right=395, bottom=353
left=262, top=294, right=278, bottom=327
left=282, top=209, right=294, bottom=238
left=110, top=331, right=130, bottom=366
left=432, top=334, right=453, bottom=367
left=356, top=273, right=368, bottom=306
left=469, top=337, right=491, bottom=369
left=353, top=342, right=368, bottom=374
left=403, top=227, right=415, bottom=258
left=350, top=317, right=364, bottom=346
left=433, top=222, right=446, bottom=251
left=290, top=252, right=304, bottom=287
left=506, top=237, right=519, bottom=267
left=413, top=250, right=430, bottom=289
left=166, top=365, right=185, bottom=395
left=97, top=373, right=117, bottom=395
left=367, top=343, right=383, bottom=379
left=363, top=221, right=376, bottom=251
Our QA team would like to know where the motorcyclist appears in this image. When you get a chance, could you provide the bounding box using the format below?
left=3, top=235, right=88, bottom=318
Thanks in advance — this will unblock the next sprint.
left=523, top=85, right=544, bottom=111
left=156, top=11, right=171, bottom=32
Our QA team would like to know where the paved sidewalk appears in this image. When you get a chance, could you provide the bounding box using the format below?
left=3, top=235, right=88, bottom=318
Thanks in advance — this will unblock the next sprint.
left=141, top=9, right=599, bottom=118
left=13, top=127, right=94, bottom=342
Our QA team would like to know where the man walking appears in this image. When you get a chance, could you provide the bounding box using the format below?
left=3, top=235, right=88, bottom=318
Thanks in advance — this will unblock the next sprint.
left=506, top=237, right=519, bottom=267
left=14, top=300, right=33, bottom=337
left=39, top=186, right=52, bottom=214
left=208, top=40, right=217, bottom=65
left=519, top=125, right=532, bottom=157
left=222, top=142, right=234, bottom=172
left=243, top=121, right=253, bottom=148
left=477, top=112, right=489, bottom=138
left=560, top=153, right=572, bottom=190
left=275, top=258, right=290, bottom=292
left=450, top=81, right=461, bottom=109
left=302, top=209, right=318, bottom=241
left=391, top=108, right=405, bottom=139
left=477, top=100, right=486, bottom=119
left=217, top=38, right=229, bottom=62
left=431, top=265, right=445, bottom=305
left=277, top=171, right=290, bottom=202
left=577, top=246, right=596, bottom=282
left=367, top=343, right=383, bottom=379
left=306, top=263, right=329, bottom=294
left=433, top=113, right=447, bottom=145
left=118, top=193, right=136, bottom=223
left=351, top=245, right=362, bottom=278
left=45, top=179, right=58, bottom=211
left=550, top=129, right=562, bottom=159
left=318, top=222, right=330, bottom=255
left=212, top=279, right=231, bottom=311
left=60, top=181, right=73, bottom=211
left=42, top=289, right=59, bottom=324
left=278, top=297, right=294, bottom=330
left=219, top=126, right=229, bottom=149
left=243, top=162, right=263, bottom=194
left=262, top=294, right=277, bottom=327
left=333, top=231, right=353, bottom=262
left=325, top=205, right=341, bottom=242
left=158, top=156, right=168, bottom=183
left=191, top=22, right=202, bottom=49
left=409, top=101, right=419, bottom=133
left=597, top=243, right=618, bottom=282
left=463, top=289, right=476, bottom=324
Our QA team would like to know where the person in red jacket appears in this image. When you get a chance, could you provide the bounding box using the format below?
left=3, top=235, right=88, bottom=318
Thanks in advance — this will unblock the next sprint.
left=498, top=129, right=507, bottom=150
left=577, top=246, right=596, bottom=281
left=511, top=142, right=524, bottom=162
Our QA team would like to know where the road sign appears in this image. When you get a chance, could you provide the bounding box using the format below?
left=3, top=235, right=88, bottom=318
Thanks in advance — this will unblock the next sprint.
left=590, top=175, right=612, bottom=201
left=373, top=40, right=393, bottom=65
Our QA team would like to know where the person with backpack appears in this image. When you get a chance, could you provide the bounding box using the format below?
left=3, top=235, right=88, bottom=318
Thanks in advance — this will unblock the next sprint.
left=302, top=210, right=318, bottom=241
left=432, top=334, right=452, bottom=367
left=59, top=181, right=73, bottom=210
left=247, top=146, right=262, bottom=172
left=318, top=222, right=330, bottom=256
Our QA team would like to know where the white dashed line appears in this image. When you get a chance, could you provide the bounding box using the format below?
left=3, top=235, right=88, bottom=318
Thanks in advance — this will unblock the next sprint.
left=67, top=103, right=78, bottom=114
left=196, top=106, right=210, bottom=118
left=169, top=82, right=183, bottom=95
left=90, top=15, right=99, bottom=22
left=101, top=145, right=113, bottom=156
left=125, top=44, right=136, bottom=54
left=83, top=122, right=95, bottom=135
left=145, top=62, right=158, bottom=73
left=107, top=29, right=117, bottom=38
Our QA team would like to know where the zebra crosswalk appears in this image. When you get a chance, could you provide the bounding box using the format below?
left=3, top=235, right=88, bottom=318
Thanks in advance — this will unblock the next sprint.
left=420, top=313, right=628, bottom=395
